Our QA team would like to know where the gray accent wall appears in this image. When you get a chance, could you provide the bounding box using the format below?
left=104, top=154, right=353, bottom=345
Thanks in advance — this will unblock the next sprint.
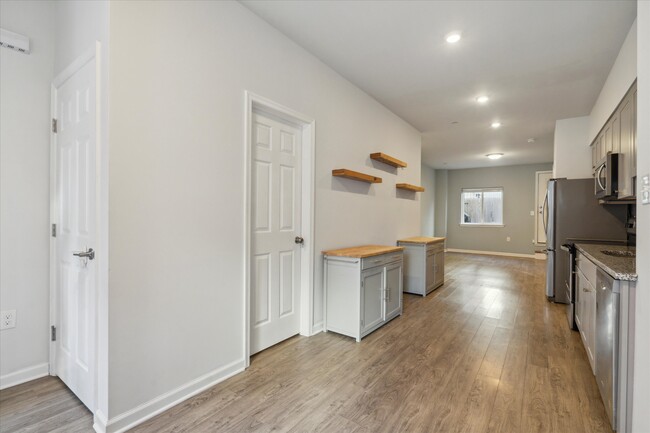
left=445, top=163, right=552, bottom=255
left=420, top=164, right=435, bottom=236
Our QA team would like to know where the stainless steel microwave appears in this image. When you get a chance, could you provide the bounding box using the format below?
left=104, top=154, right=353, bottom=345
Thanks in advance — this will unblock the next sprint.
left=595, top=153, right=619, bottom=199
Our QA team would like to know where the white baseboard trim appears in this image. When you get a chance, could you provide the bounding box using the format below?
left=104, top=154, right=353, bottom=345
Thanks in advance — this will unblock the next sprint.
left=95, top=358, right=246, bottom=433
left=0, top=362, right=49, bottom=390
left=446, top=248, right=537, bottom=259
left=311, top=322, right=323, bottom=335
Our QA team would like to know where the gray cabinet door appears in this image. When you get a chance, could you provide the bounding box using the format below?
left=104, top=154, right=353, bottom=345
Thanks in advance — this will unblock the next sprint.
left=434, top=252, right=445, bottom=287
left=361, top=267, right=384, bottom=333
left=384, top=263, right=402, bottom=319
left=619, top=88, right=635, bottom=198
left=425, top=250, right=435, bottom=292
left=611, top=110, right=620, bottom=154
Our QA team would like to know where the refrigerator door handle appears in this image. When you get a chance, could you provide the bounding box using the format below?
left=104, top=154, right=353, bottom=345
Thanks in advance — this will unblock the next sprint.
left=542, top=191, right=549, bottom=236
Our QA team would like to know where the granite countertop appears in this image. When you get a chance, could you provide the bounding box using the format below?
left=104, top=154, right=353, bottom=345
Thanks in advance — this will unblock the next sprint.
left=575, top=243, right=637, bottom=281
left=397, top=236, right=446, bottom=245
left=322, top=245, right=404, bottom=258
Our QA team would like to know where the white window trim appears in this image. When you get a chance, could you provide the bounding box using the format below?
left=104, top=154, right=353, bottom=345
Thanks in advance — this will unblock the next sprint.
left=460, top=187, right=504, bottom=226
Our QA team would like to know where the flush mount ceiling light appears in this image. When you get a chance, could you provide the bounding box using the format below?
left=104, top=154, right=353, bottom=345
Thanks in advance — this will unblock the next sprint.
left=445, top=32, right=461, bottom=43
left=491, top=122, right=502, bottom=129
left=476, top=95, right=489, bottom=104
left=527, top=138, right=536, bottom=143
left=486, top=153, right=504, bottom=160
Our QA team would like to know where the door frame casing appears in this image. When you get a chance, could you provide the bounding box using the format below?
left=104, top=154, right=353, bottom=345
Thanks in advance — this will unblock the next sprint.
left=535, top=170, right=553, bottom=245
left=243, top=91, right=316, bottom=366
left=49, top=42, right=107, bottom=414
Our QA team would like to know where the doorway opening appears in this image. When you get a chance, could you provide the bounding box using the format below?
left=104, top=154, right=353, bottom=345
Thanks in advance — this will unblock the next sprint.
left=244, top=92, right=315, bottom=364
left=49, top=45, right=105, bottom=415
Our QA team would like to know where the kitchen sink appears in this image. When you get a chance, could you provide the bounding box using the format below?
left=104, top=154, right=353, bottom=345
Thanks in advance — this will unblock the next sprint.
left=601, top=250, right=636, bottom=258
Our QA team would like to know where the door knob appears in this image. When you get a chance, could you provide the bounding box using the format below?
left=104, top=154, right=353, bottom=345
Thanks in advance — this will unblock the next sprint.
left=73, top=248, right=95, bottom=260
left=295, top=236, right=304, bottom=245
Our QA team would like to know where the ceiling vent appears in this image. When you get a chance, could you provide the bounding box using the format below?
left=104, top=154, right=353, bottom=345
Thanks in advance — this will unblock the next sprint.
left=1, top=28, right=30, bottom=54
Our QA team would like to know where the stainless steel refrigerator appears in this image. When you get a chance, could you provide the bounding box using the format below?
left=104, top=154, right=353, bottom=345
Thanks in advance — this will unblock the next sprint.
left=544, top=178, right=627, bottom=303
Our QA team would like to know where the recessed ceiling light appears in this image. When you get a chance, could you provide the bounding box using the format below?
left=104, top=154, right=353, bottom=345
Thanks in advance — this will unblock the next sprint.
left=486, top=153, right=504, bottom=160
left=476, top=95, right=489, bottom=104
left=491, top=122, right=502, bottom=129
left=445, top=32, right=461, bottom=44
left=527, top=138, right=536, bottom=143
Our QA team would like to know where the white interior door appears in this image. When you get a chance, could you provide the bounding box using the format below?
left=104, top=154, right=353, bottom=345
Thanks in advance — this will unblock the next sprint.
left=536, top=171, right=552, bottom=244
left=251, top=111, right=302, bottom=354
left=54, top=57, right=96, bottom=410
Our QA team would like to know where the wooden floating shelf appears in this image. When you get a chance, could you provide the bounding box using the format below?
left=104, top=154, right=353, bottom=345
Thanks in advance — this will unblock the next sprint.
left=332, top=169, right=382, bottom=184
left=370, top=152, right=407, bottom=168
left=396, top=183, right=425, bottom=192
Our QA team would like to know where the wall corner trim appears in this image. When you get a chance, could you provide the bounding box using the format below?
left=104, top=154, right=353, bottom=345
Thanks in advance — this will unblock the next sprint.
left=446, top=248, right=537, bottom=259
left=99, top=358, right=245, bottom=433
left=0, top=363, right=49, bottom=390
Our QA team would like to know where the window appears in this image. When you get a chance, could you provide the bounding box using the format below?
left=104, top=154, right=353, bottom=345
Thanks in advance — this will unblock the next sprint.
left=461, top=188, right=504, bottom=226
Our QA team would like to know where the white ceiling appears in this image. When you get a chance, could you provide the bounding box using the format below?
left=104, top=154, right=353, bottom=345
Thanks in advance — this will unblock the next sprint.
left=241, top=0, right=636, bottom=169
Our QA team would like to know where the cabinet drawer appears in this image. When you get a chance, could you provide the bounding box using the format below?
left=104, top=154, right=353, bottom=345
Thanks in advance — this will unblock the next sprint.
left=361, top=253, right=402, bottom=270
left=576, top=253, right=597, bottom=285
left=426, top=243, right=444, bottom=254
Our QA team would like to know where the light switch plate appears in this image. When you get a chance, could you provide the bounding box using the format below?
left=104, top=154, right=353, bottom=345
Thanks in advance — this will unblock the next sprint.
left=642, top=175, right=650, bottom=205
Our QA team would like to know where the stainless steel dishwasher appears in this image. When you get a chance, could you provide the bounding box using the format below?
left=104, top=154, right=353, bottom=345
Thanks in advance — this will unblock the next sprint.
left=596, top=267, right=619, bottom=430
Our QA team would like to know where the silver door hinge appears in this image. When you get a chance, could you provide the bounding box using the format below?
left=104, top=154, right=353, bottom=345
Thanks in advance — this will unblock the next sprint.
left=51, top=325, right=57, bottom=341
left=51, top=223, right=57, bottom=237
left=52, top=118, right=57, bottom=133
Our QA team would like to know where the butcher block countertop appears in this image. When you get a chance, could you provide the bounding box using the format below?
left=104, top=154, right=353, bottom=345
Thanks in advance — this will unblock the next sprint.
left=322, top=245, right=404, bottom=258
left=397, top=236, right=446, bottom=245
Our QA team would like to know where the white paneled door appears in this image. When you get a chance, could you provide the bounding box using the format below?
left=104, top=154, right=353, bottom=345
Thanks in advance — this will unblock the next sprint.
left=251, top=112, right=302, bottom=354
left=54, top=57, right=96, bottom=410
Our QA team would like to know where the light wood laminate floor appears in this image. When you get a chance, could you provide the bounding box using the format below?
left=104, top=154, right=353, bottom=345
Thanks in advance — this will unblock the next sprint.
left=0, top=253, right=613, bottom=433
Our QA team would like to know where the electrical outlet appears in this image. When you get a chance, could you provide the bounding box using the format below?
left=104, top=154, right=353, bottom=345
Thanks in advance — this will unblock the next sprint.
left=506, top=236, right=511, bottom=242
left=0, top=310, right=16, bottom=330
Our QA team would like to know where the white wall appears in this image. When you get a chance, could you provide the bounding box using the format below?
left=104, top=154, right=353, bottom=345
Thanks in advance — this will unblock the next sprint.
left=553, top=116, right=591, bottom=179
left=420, top=164, right=435, bottom=236
left=434, top=169, right=448, bottom=238
left=53, top=0, right=110, bottom=421
left=589, top=20, right=637, bottom=143
left=0, top=0, right=55, bottom=388
left=632, top=1, right=649, bottom=431
left=107, top=0, right=420, bottom=424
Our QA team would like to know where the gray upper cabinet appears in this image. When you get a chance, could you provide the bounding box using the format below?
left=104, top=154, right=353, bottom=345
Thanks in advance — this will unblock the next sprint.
left=590, top=80, right=636, bottom=198
left=618, top=82, right=636, bottom=198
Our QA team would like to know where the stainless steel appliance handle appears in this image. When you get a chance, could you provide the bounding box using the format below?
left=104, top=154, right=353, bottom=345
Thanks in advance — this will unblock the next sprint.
left=542, top=191, right=549, bottom=235
left=596, top=163, right=606, bottom=191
